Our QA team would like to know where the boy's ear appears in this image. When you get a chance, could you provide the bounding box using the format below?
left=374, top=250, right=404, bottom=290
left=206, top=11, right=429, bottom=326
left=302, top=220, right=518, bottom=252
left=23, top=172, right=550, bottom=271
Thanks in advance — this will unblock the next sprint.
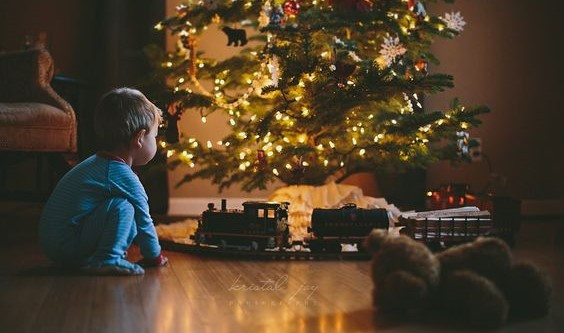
left=131, top=129, right=146, bottom=148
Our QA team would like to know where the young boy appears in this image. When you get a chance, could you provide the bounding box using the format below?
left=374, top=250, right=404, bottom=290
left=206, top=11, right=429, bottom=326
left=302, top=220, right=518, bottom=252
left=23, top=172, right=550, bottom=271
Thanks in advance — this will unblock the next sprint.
left=39, top=88, right=168, bottom=275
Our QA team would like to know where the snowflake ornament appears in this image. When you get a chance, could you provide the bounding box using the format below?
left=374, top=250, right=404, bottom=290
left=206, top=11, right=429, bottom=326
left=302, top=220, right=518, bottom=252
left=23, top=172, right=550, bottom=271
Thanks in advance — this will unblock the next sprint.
left=442, top=11, right=466, bottom=32
left=259, top=1, right=272, bottom=27
left=378, top=36, right=407, bottom=68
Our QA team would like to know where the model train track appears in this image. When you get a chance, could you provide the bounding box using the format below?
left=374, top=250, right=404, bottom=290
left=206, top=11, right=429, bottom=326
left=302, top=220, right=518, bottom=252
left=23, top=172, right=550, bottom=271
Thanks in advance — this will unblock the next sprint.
left=160, top=239, right=371, bottom=260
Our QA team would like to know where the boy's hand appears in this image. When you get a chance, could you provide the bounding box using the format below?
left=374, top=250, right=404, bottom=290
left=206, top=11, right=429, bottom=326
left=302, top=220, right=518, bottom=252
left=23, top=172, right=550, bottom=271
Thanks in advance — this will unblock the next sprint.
left=137, top=253, right=169, bottom=267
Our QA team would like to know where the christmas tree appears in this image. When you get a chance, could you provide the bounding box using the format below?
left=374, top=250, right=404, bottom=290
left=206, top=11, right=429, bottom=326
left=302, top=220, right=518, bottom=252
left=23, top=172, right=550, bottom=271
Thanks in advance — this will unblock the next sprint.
left=145, top=0, right=489, bottom=192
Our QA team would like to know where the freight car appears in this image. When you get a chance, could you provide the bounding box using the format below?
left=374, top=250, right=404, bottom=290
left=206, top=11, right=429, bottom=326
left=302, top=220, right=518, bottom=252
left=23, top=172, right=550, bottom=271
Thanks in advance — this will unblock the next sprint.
left=305, top=203, right=389, bottom=252
left=191, top=199, right=290, bottom=251
left=191, top=200, right=389, bottom=253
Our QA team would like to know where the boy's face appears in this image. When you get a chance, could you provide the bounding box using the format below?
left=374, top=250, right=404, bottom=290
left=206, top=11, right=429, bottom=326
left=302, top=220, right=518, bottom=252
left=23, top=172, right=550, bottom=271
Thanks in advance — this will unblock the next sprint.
left=133, top=119, right=159, bottom=166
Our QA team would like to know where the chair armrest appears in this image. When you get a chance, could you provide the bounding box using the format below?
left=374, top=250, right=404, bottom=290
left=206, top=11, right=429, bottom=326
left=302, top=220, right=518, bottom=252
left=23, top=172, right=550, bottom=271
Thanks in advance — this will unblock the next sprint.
left=0, top=48, right=73, bottom=115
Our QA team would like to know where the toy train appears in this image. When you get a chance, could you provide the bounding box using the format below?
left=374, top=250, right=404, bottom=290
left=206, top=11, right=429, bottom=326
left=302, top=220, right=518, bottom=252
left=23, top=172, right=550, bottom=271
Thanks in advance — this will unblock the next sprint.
left=190, top=199, right=389, bottom=253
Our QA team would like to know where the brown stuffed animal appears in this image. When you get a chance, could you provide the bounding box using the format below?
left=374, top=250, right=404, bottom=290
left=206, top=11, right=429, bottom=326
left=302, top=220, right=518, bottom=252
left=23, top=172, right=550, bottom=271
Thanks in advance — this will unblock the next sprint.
left=364, top=230, right=552, bottom=329
left=363, top=229, right=440, bottom=314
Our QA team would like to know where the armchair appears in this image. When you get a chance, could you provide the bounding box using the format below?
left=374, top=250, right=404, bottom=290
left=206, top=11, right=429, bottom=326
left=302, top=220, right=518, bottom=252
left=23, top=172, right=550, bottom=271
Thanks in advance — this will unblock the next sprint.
left=0, top=48, right=77, bottom=199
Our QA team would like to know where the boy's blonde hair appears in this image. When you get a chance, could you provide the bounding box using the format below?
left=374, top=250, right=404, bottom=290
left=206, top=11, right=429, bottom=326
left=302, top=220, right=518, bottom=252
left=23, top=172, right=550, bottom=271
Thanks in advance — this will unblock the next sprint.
left=94, top=88, right=162, bottom=151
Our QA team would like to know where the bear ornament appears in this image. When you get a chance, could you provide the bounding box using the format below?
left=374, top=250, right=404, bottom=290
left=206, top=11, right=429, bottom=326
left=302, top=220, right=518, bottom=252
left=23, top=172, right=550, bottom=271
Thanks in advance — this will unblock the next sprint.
left=364, top=230, right=552, bottom=329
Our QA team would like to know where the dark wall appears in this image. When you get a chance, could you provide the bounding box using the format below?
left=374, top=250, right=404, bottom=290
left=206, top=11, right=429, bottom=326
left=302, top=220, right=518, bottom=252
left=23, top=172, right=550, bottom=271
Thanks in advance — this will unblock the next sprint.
left=0, top=0, right=164, bottom=85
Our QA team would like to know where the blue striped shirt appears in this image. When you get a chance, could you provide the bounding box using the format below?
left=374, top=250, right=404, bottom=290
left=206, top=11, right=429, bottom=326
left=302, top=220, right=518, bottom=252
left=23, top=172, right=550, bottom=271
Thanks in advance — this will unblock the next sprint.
left=39, top=154, right=161, bottom=259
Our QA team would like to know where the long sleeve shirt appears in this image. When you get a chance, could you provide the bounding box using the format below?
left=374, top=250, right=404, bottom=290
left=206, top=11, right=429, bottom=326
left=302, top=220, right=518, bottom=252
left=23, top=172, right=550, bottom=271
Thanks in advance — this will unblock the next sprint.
left=39, top=154, right=161, bottom=259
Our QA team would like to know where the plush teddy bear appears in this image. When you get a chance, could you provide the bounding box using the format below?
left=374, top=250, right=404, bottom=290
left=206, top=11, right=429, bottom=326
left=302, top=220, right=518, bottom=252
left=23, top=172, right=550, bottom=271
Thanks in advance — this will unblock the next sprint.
left=364, top=230, right=552, bottom=329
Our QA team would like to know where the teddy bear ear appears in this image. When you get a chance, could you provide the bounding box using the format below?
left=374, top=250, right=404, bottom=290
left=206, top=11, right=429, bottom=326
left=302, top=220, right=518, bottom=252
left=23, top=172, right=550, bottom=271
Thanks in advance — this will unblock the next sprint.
left=363, top=229, right=388, bottom=253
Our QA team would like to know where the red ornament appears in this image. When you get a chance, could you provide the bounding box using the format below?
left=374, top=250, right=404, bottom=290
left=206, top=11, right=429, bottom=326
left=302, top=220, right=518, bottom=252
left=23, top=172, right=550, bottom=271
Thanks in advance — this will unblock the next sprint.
left=283, top=0, right=300, bottom=16
left=255, top=149, right=267, bottom=171
left=407, top=0, right=415, bottom=11
left=414, top=59, right=428, bottom=75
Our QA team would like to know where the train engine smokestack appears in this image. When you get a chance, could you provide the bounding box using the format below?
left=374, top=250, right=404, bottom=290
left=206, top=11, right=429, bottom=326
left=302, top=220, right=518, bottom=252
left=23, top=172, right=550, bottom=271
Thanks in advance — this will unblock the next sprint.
left=221, top=199, right=227, bottom=211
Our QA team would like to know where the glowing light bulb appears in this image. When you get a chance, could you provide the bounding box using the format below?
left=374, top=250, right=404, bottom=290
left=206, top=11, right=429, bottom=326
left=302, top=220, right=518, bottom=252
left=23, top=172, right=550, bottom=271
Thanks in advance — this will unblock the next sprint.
left=359, top=149, right=366, bottom=156
left=167, top=150, right=175, bottom=158
left=329, top=141, right=335, bottom=148
left=323, top=159, right=329, bottom=166
left=352, top=138, right=357, bottom=145
left=201, top=116, right=207, bottom=123
left=272, top=168, right=279, bottom=176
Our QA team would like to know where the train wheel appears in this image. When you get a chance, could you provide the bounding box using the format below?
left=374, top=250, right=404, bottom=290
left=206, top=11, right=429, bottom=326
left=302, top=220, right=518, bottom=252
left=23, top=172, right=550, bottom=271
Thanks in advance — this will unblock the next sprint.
left=251, top=241, right=259, bottom=251
left=266, top=237, right=275, bottom=249
left=219, top=239, right=227, bottom=249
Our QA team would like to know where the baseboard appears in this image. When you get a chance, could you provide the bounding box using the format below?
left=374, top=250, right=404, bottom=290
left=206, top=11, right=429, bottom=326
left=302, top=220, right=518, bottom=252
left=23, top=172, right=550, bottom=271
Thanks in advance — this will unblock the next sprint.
left=521, top=199, right=564, bottom=217
left=168, top=197, right=266, bottom=216
left=169, top=197, right=564, bottom=217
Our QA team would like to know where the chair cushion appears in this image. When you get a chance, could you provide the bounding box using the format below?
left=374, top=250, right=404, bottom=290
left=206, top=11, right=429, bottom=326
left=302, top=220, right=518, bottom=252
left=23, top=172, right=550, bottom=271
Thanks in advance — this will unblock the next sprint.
left=0, top=102, right=75, bottom=152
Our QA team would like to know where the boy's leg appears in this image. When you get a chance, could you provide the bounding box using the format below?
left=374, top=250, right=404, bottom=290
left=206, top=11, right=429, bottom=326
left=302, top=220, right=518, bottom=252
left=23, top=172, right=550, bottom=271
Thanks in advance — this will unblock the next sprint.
left=79, top=197, right=144, bottom=275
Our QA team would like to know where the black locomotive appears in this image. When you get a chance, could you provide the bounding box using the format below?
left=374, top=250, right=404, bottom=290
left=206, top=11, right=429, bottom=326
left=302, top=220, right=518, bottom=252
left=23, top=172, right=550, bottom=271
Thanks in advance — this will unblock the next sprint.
left=191, top=199, right=290, bottom=251
left=191, top=200, right=389, bottom=253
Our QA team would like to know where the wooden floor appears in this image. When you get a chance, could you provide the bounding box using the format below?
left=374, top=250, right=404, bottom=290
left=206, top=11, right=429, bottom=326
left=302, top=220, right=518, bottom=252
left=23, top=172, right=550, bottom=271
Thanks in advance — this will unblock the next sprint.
left=0, top=202, right=563, bottom=333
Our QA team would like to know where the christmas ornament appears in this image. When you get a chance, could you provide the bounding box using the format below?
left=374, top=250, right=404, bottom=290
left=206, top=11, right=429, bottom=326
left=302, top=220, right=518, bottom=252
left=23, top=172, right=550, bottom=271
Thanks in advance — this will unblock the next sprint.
left=414, top=58, right=428, bottom=75
left=266, top=56, right=280, bottom=87
left=165, top=103, right=183, bottom=143
left=258, top=11, right=270, bottom=28
left=270, top=5, right=285, bottom=26
left=442, top=11, right=466, bottom=32
left=221, top=26, right=248, bottom=46
left=283, top=0, right=300, bottom=16
left=408, top=0, right=426, bottom=17
left=378, top=35, right=407, bottom=68
left=456, top=131, right=470, bottom=156
left=255, top=149, right=267, bottom=171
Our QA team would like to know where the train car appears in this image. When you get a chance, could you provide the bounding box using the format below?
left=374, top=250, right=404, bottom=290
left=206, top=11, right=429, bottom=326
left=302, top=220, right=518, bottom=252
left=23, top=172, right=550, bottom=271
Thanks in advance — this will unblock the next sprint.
left=304, top=203, right=389, bottom=253
left=192, top=199, right=290, bottom=251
